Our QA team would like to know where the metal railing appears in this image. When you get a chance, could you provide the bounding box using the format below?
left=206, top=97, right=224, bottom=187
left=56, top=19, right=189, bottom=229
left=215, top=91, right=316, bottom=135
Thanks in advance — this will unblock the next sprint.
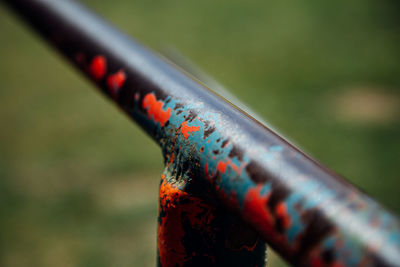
left=4, top=0, right=400, bottom=266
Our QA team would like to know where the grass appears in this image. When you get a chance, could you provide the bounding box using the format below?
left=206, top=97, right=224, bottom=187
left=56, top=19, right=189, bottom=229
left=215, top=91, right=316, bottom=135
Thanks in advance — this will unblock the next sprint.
left=0, top=0, right=399, bottom=266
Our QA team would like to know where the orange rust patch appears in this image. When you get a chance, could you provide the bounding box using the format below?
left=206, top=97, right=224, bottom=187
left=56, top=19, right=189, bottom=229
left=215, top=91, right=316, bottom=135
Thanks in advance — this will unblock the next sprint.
left=89, top=55, right=106, bottom=80
left=142, top=93, right=171, bottom=127
left=180, top=121, right=200, bottom=139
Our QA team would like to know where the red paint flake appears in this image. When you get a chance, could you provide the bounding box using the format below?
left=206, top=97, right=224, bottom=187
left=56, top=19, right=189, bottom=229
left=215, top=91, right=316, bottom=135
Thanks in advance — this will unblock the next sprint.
left=180, top=121, right=200, bottom=139
left=217, top=160, right=229, bottom=173
left=275, top=202, right=291, bottom=229
left=107, top=70, right=126, bottom=96
left=200, top=146, right=204, bottom=153
left=89, top=55, right=106, bottom=80
left=243, top=186, right=293, bottom=251
left=243, top=185, right=275, bottom=236
left=216, top=159, right=243, bottom=175
left=142, top=93, right=171, bottom=127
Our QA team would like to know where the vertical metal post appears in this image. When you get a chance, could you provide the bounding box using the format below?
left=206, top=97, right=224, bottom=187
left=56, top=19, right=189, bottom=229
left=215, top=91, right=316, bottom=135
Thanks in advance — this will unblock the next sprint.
left=158, top=168, right=266, bottom=266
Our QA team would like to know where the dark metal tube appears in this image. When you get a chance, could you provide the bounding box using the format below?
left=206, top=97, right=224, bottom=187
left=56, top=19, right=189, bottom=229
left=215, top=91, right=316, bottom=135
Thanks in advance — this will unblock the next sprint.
left=4, top=0, right=400, bottom=265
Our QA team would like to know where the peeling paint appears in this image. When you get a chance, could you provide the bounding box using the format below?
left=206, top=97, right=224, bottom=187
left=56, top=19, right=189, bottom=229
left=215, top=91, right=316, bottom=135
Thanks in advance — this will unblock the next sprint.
left=107, top=69, right=125, bottom=97
left=180, top=121, right=200, bottom=139
left=142, top=93, right=171, bottom=127
left=158, top=168, right=266, bottom=267
left=89, top=55, right=106, bottom=80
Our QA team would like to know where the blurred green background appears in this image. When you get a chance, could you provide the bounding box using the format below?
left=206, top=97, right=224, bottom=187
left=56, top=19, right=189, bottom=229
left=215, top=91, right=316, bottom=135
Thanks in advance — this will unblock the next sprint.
left=1, top=0, right=399, bottom=266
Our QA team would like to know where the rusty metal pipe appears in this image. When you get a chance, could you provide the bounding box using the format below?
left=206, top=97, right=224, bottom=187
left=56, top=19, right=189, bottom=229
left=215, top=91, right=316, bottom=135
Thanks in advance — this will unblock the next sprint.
left=3, top=0, right=400, bottom=266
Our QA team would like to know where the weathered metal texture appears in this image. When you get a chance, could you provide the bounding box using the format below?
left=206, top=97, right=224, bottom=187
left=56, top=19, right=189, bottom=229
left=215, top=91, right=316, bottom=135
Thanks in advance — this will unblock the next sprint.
left=5, top=0, right=400, bottom=266
left=158, top=169, right=266, bottom=266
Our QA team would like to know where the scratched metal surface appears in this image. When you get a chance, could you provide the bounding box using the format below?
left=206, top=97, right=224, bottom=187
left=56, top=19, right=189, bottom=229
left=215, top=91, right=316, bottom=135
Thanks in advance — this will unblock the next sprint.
left=4, top=0, right=400, bottom=266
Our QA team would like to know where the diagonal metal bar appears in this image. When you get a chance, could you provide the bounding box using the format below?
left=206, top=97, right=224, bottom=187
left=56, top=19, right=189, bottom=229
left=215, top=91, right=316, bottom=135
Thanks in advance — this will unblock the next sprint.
left=3, top=0, right=400, bottom=266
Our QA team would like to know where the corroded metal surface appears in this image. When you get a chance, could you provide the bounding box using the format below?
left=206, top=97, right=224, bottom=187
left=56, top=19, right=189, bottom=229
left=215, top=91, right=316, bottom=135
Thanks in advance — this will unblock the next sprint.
left=5, top=0, right=400, bottom=266
left=158, top=170, right=266, bottom=266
